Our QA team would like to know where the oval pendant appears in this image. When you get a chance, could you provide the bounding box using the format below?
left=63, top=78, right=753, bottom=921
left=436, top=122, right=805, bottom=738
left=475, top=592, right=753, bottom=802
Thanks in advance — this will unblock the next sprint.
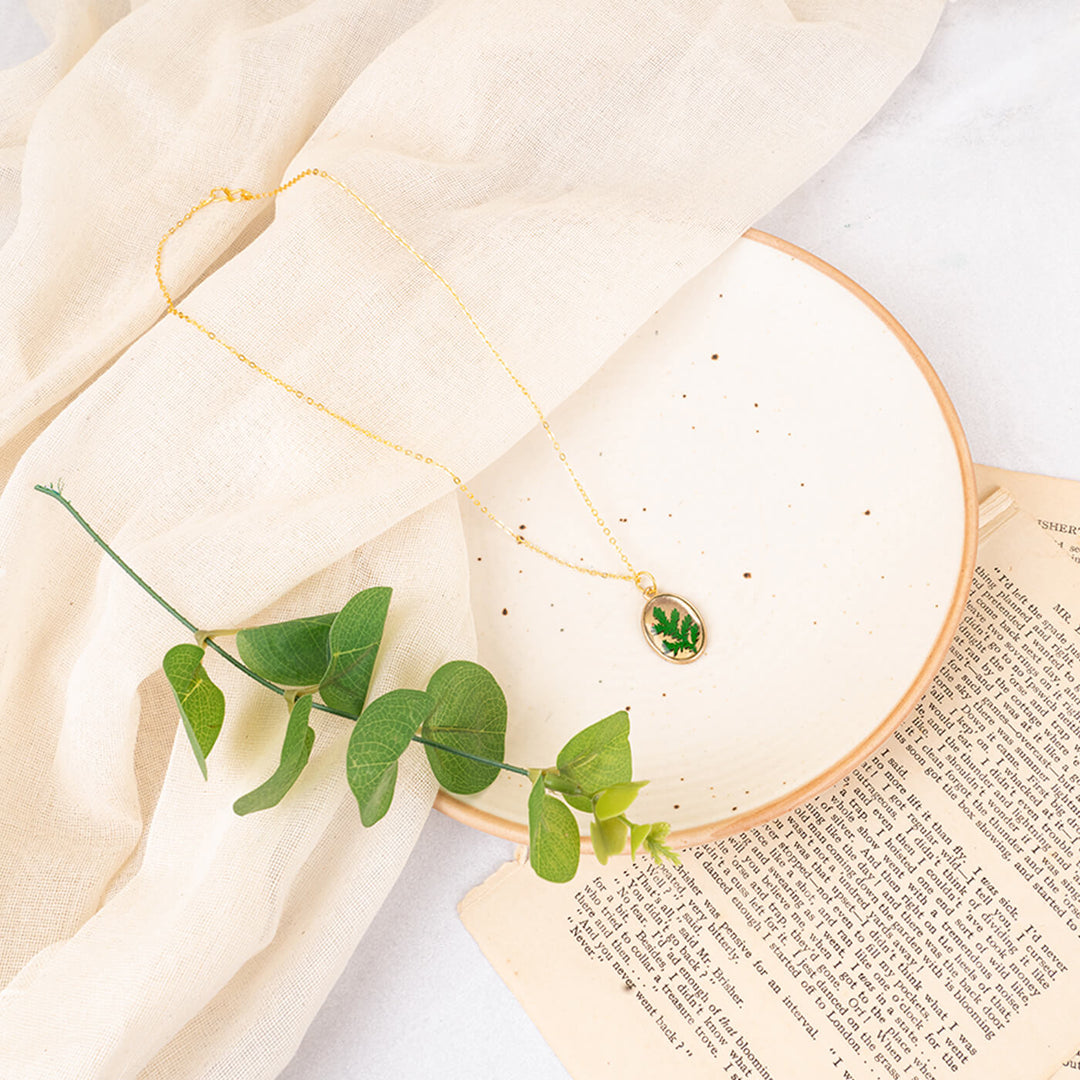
left=642, top=593, right=705, bottom=663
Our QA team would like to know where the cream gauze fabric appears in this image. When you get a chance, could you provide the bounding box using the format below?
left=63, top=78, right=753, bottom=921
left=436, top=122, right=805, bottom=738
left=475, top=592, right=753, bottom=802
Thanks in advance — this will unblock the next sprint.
left=0, top=1, right=944, bottom=1076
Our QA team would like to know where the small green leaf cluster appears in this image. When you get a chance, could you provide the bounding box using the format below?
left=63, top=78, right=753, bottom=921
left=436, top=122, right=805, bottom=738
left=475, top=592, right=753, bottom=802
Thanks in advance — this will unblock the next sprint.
left=164, top=587, right=510, bottom=825
left=526, top=711, right=681, bottom=883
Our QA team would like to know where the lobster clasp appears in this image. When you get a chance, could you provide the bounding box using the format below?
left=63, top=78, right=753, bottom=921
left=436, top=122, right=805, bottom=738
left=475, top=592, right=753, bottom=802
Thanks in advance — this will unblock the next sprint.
left=210, top=186, right=254, bottom=203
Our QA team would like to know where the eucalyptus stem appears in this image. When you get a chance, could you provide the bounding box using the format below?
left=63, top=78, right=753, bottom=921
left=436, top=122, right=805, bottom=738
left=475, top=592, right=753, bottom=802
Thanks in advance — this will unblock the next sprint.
left=411, top=734, right=528, bottom=777
left=34, top=483, right=529, bottom=779
left=35, top=485, right=197, bottom=634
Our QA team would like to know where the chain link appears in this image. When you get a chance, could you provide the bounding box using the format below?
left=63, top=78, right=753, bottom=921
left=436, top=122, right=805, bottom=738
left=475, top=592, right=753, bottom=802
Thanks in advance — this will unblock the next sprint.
left=155, top=169, right=655, bottom=596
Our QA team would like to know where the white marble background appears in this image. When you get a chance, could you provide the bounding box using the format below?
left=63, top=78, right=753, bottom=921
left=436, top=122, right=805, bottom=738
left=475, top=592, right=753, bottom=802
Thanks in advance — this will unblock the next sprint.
left=2, top=2, right=1078, bottom=1077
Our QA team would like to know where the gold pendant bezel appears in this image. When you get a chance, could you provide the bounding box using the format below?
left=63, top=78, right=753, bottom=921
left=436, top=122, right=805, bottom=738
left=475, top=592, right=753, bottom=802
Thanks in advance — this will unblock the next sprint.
left=641, top=592, right=705, bottom=664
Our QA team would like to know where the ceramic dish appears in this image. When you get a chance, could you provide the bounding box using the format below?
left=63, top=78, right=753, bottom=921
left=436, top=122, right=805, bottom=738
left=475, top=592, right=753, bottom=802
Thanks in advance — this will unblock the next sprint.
left=437, top=230, right=977, bottom=848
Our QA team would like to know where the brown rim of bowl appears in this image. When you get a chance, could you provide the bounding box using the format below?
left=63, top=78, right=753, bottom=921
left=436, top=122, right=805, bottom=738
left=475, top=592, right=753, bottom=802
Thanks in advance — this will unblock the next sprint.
left=433, top=227, right=979, bottom=853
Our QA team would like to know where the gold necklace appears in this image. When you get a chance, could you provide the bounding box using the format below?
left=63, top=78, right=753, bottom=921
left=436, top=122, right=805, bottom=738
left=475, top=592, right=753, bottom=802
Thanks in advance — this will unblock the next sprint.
left=154, top=169, right=705, bottom=663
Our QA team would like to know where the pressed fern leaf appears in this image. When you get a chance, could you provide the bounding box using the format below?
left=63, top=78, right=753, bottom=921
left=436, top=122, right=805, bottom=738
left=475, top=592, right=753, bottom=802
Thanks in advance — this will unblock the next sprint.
left=650, top=603, right=701, bottom=658
left=648, top=604, right=673, bottom=635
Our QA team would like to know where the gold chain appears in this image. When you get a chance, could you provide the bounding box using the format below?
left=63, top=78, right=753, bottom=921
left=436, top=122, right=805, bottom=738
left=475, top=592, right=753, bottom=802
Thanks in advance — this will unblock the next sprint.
left=155, top=168, right=657, bottom=598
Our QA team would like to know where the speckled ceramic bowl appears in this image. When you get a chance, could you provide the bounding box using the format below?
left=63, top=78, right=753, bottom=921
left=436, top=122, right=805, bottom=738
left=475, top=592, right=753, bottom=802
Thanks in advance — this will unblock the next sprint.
left=438, top=231, right=976, bottom=849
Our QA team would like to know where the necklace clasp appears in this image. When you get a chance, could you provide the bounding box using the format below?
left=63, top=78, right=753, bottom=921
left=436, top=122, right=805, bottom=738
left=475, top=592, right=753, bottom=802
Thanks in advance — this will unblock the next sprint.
left=210, top=187, right=255, bottom=203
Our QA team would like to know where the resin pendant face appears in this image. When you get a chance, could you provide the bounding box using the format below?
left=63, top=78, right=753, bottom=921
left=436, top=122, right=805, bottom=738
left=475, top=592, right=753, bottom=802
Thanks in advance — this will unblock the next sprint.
left=642, top=593, right=705, bottom=663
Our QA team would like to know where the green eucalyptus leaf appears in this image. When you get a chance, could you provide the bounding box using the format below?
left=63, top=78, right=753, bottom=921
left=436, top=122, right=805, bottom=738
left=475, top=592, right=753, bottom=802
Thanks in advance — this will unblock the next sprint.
left=347, top=687, right=429, bottom=826
left=358, top=759, right=399, bottom=827
left=421, top=661, right=506, bottom=794
left=319, top=587, right=392, bottom=716
left=607, top=816, right=629, bottom=855
left=539, top=771, right=579, bottom=796
left=528, top=775, right=580, bottom=883
left=562, top=792, right=594, bottom=814
left=593, top=781, right=649, bottom=821
left=589, top=819, right=609, bottom=864
left=236, top=612, right=337, bottom=686
left=590, top=816, right=628, bottom=865
left=163, top=643, right=225, bottom=780
left=630, top=821, right=652, bottom=859
left=233, top=694, right=316, bottom=815
left=555, top=711, right=632, bottom=795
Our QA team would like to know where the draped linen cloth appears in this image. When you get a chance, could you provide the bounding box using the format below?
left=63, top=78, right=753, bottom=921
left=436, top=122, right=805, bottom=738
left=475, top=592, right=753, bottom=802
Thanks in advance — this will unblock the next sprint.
left=0, top=1, right=944, bottom=1076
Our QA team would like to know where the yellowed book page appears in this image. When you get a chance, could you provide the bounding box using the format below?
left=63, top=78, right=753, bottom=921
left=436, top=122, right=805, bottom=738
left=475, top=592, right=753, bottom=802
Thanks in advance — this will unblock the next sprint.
left=976, top=465, right=1080, bottom=564
left=977, top=467, right=1080, bottom=1080
left=462, top=496, right=1080, bottom=1080
left=977, top=466, right=1080, bottom=1080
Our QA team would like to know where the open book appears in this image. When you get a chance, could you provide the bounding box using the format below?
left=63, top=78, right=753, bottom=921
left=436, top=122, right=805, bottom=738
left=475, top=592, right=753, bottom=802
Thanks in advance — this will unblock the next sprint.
left=461, top=465, right=1080, bottom=1080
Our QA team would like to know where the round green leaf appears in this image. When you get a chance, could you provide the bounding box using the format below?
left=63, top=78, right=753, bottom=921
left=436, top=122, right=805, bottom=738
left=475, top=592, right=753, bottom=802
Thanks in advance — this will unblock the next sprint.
left=590, top=816, right=628, bottom=865
left=319, top=587, right=393, bottom=716
left=528, top=775, right=580, bottom=883
left=233, top=694, right=316, bottom=816
left=357, top=760, right=399, bottom=828
left=236, top=612, right=337, bottom=686
left=347, top=687, right=429, bottom=826
left=422, top=661, right=507, bottom=794
left=561, top=792, right=594, bottom=814
left=630, top=821, right=652, bottom=860
left=593, top=781, right=649, bottom=820
left=163, top=643, right=225, bottom=780
left=555, top=711, right=631, bottom=794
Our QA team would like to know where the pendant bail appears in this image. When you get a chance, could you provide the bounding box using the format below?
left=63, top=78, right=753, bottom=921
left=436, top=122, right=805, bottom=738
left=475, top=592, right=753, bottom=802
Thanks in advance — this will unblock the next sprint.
left=634, top=570, right=658, bottom=598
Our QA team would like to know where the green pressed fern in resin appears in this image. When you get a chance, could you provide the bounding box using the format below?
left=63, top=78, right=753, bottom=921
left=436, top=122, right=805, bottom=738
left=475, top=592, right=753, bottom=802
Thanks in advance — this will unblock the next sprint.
left=650, top=603, right=701, bottom=658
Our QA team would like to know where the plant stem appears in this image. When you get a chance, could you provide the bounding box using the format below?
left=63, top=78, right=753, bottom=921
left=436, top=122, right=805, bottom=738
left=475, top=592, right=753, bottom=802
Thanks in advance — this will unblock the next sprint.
left=35, top=485, right=199, bottom=635
left=412, top=734, right=529, bottom=777
left=34, top=484, right=530, bottom=779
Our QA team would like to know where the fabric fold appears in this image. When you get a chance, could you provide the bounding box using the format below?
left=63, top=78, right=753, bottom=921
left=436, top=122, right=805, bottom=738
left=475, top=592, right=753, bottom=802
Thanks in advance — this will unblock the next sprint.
left=0, top=1, right=944, bottom=1076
